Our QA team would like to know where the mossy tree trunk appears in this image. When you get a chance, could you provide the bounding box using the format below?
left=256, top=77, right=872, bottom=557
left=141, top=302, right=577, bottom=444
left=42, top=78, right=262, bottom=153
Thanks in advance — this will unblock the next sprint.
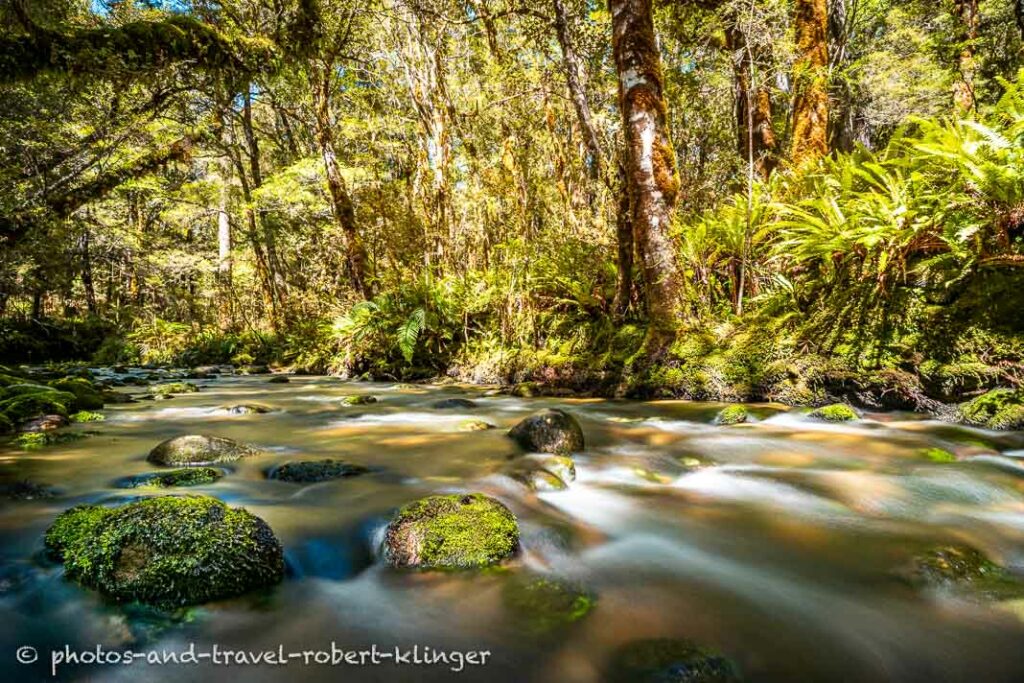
left=952, top=0, right=980, bottom=113
left=609, top=0, right=685, bottom=346
left=724, top=22, right=778, bottom=180
left=790, top=0, right=830, bottom=166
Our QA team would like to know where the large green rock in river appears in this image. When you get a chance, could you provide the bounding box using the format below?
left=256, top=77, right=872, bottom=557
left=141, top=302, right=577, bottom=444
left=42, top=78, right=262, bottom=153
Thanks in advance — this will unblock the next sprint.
left=607, top=638, right=742, bottom=683
left=960, top=389, right=1024, bottom=430
left=147, top=434, right=261, bottom=466
left=508, top=408, right=584, bottom=455
left=384, top=494, right=519, bottom=569
left=44, top=496, right=284, bottom=607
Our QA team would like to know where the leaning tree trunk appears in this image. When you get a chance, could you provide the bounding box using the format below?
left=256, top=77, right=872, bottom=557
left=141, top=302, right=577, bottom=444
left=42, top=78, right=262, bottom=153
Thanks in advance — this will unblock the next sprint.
left=790, top=0, right=830, bottom=166
left=311, top=62, right=371, bottom=299
left=609, top=0, right=686, bottom=346
left=952, top=0, right=980, bottom=113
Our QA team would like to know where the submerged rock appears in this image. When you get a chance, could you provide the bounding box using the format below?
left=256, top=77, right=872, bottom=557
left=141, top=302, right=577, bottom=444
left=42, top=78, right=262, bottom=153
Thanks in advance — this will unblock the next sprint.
left=150, top=382, right=199, bottom=397
left=457, top=419, right=495, bottom=432
left=808, top=404, right=859, bottom=423
left=223, top=404, right=271, bottom=415
left=432, top=398, right=477, bottom=409
left=119, top=468, right=224, bottom=489
left=147, top=435, right=261, bottom=466
left=503, top=575, right=595, bottom=635
left=340, top=394, right=377, bottom=406
left=384, top=493, right=519, bottom=569
left=507, top=454, right=576, bottom=491
left=2, top=479, right=58, bottom=500
left=607, top=638, right=742, bottom=683
left=921, top=447, right=957, bottom=463
left=266, top=459, right=369, bottom=483
left=508, top=409, right=584, bottom=455
left=960, top=389, right=1024, bottom=431
left=903, top=545, right=1011, bottom=589
left=44, top=496, right=284, bottom=607
left=267, top=375, right=291, bottom=384
left=715, top=405, right=748, bottom=426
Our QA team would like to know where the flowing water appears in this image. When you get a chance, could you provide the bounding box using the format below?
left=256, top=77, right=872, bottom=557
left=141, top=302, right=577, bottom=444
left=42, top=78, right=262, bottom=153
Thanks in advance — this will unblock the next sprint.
left=3, top=374, right=1024, bottom=682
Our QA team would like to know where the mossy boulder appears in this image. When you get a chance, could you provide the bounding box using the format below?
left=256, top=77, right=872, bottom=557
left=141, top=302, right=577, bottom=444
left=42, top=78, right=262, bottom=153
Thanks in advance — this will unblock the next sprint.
left=384, top=494, right=519, bottom=569
left=921, top=447, right=957, bottom=463
left=960, top=389, right=1024, bottom=431
left=432, top=398, right=477, bottom=409
left=808, top=404, right=859, bottom=423
left=151, top=382, right=199, bottom=396
left=0, top=391, right=76, bottom=422
left=457, top=419, right=495, bottom=432
left=715, top=405, right=748, bottom=426
left=147, top=435, right=261, bottom=466
left=267, top=375, right=290, bottom=384
left=44, top=497, right=284, bottom=607
left=503, top=575, right=595, bottom=635
left=607, top=638, right=741, bottom=683
left=223, top=404, right=271, bottom=415
left=340, top=394, right=377, bottom=406
left=70, top=410, right=105, bottom=423
left=119, top=468, right=224, bottom=489
left=508, top=409, right=584, bottom=455
left=49, top=377, right=105, bottom=410
left=266, top=459, right=369, bottom=483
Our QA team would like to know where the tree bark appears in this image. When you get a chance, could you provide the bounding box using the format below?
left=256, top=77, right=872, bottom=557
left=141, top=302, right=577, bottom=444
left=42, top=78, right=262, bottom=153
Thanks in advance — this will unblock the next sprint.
left=217, top=160, right=233, bottom=327
left=553, top=0, right=604, bottom=179
left=790, top=0, right=830, bottom=166
left=310, top=61, right=372, bottom=299
left=952, top=0, right=980, bottom=113
left=724, top=23, right=778, bottom=179
left=609, top=0, right=685, bottom=344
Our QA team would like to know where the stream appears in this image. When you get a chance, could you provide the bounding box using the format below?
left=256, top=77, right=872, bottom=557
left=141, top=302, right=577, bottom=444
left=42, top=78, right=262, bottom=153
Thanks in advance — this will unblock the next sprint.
left=3, top=373, right=1024, bottom=681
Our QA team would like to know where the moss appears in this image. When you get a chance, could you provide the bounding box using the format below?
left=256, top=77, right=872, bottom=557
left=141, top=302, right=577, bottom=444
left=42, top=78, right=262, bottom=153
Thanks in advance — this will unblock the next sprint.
left=49, top=377, right=105, bottom=410
left=339, top=394, right=377, bottom=406
left=921, top=447, right=957, bottom=463
left=70, top=410, right=105, bottom=423
left=44, top=496, right=284, bottom=607
left=808, top=403, right=859, bottom=422
left=503, top=575, right=595, bottom=635
left=608, top=638, right=741, bottom=683
left=15, top=431, right=86, bottom=450
left=151, top=382, right=200, bottom=396
left=147, top=434, right=261, bottom=466
left=902, top=545, right=1024, bottom=598
left=266, top=459, right=369, bottom=483
left=960, top=389, right=1024, bottom=430
left=715, top=405, right=748, bottom=426
left=120, top=468, right=224, bottom=488
left=385, top=494, right=519, bottom=569
left=0, top=390, right=76, bottom=422
left=457, top=419, right=495, bottom=432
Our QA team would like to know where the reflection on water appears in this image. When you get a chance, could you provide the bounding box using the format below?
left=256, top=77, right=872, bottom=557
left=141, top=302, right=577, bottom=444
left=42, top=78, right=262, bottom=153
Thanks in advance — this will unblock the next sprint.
left=3, top=377, right=1024, bottom=682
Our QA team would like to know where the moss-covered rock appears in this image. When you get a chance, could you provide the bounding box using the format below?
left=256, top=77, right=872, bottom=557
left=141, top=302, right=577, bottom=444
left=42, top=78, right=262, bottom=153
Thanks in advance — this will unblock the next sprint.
left=507, top=454, right=575, bottom=491
left=715, top=405, right=748, bottom=426
left=44, top=497, right=284, bottom=607
left=151, top=382, right=199, bottom=396
left=921, top=447, right=957, bottom=463
left=960, top=389, right=1024, bottom=430
left=503, top=575, right=595, bottom=635
left=385, top=493, right=519, bottom=569
left=432, top=398, right=477, bottom=409
left=223, top=404, right=271, bottom=415
left=119, top=468, right=224, bottom=488
left=15, top=431, right=85, bottom=450
left=267, top=375, right=290, bottom=384
left=508, top=409, right=584, bottom=455
left=70, top=410, right=105, bottom=423
left=339, top=394, right=377, bottom=406
left=808, top=403, right=859, bottom=422
left=147, top=434, right=261, bottom=466
left=607, top=638, right=742, bottom=683
left=49, top=377, right=105, bottom=410
left=457, top=419, right=495, bottom=432
left=266, top=459, right=369, bottom=483
left=0, top=390, right=76, bottom=422
left=903, top=545, right=1007, bottom=587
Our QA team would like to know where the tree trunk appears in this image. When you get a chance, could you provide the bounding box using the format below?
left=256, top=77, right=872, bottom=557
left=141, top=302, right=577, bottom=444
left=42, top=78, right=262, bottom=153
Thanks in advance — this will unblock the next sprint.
left=217, top=160, right=233, bottom=327
left=310, top=62, right=372, bottom=299
left=952, top=0, right=980, bottom=113
left=553, top=0, right=604, bottom=179
left=609, top=0, right=685, bottom=345
left=790, top=0, right=830, bottom=166
left=80, top=227, right=97, bottom=314
left=724, top=23, right=778, bottom=179
left=611, top=161, right=635, bottom=319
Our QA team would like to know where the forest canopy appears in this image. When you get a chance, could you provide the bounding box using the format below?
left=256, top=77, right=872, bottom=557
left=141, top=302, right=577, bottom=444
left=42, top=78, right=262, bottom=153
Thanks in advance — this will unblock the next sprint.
left=1, top=0, right=1022, bottom=406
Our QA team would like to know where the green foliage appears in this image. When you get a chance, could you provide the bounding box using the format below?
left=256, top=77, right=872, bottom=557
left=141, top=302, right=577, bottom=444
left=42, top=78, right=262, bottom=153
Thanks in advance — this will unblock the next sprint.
left=70, top=410, right=104, bottom=423
left=961, top=389, right=1024, bottom=430
left=808, top=404, right=860, bottom=422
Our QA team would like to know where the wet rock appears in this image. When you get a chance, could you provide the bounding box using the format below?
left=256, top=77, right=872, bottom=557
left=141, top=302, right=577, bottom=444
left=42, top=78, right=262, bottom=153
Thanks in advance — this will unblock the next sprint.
left=267, top=375, right=291, bottom=384
left=340, top=394, right=377, bottom=406
left=508, top=409, right=584, bottom=455
left=903, top=545, right=1007, bottom=587
left=266, top=459, right=369, bottom=483
left=15, top=431, right=85, bottom=450
left=150, top=382, right=199, bottom=397
left=239, top=364, right=270, bottom=375
left=714, top=405, right=748, bottom=426
left=960, top=389, right=1024, bottom=431
left=921, top=447, right=957, bottom=463
left=20, top=414, right=69, bottom=432
left=44, top=496, right=284, bottom=607
left=503, top=575, right=595, bottom=635
left=384, top=493, right=519, bottom=569
left=457, top=419, right=495, bottom=432
left=507, top=454, right=575, bottom=491
left=0, top=389, right=77, bottom=422
left=808, top=404, right=859, bottom=423
left=607, top=638, right=742, bottom=683
left=118, top=468, right=224, bottom=489
left=223, top=404, right=271, bottom=415
left=432, top=398, right=477, bottom=409
left=1, top=480, right=58, bottom=500
left=49, top=377, right=105, bottom=410
left=147, top=435, right=262, bottom=466
left=102, top=390, right=136, bottom=403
